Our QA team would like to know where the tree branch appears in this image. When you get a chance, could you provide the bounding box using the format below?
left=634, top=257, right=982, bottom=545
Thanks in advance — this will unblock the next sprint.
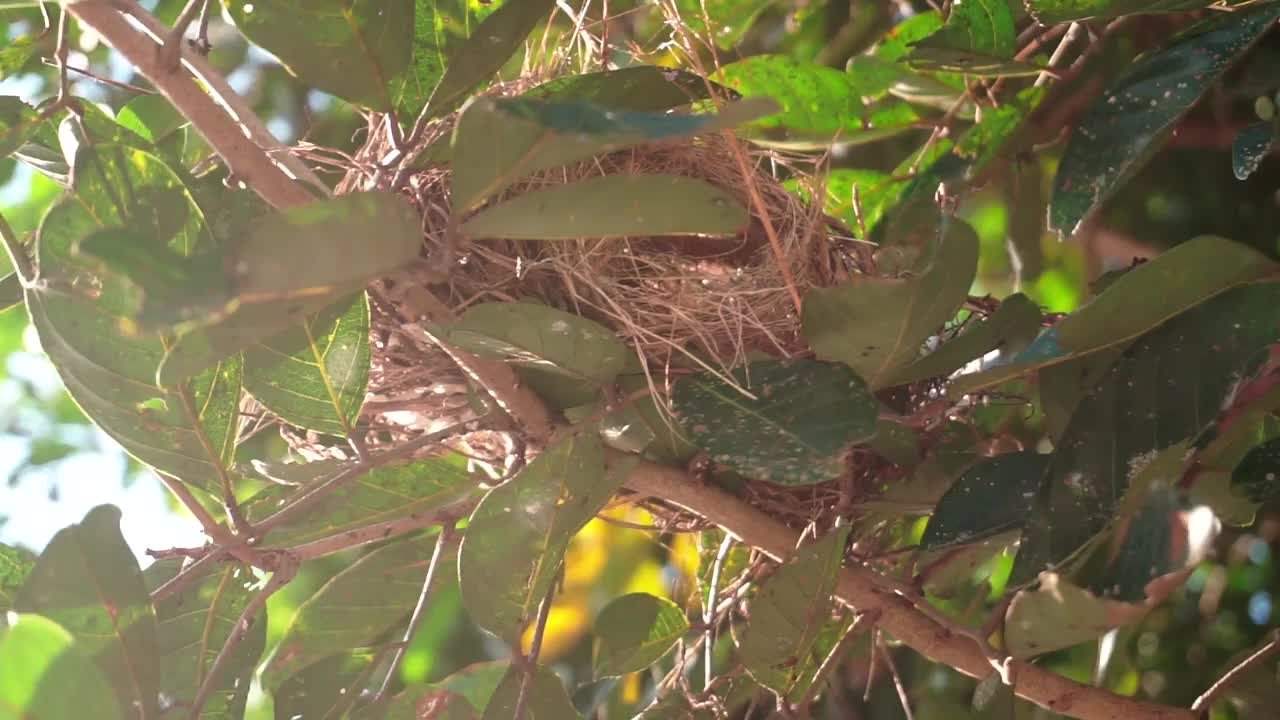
left=1191, top=628, right=1280, bottom=714
left=622, top=459, right=1196, bottom=720
left=66, top=1, right=324, bottom=210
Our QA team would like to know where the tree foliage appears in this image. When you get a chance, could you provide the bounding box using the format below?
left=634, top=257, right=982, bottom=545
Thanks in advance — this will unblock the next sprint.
left=1, top=1, right=1280, bottom=720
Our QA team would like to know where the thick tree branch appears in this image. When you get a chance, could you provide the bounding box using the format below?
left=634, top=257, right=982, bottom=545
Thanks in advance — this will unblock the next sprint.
left=623, top=460, right=1195, bottom=720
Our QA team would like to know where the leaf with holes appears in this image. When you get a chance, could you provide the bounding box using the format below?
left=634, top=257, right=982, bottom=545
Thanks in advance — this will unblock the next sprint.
left=1011, top=283, right=1280, bottom=584
left=950, top=237, right=1278, bottom=397
left=593, top=593, right=690, bottom=678
left=736, top=527, right=851, bottom=699
left=673, top=360, right=879, bottom=485
left=1048, top=5, right=1280, bottom=236
left=461, top=174, right=748, bottom=240
left=459, top=434, right=629, bottom=642
left=243, top=293, right=370, bottom=437
left=424, top=0, right=556, bottom=117
left=443, top=302, right=627, bottom=386
left=263, top=535, right=448, bottom=690
left=145, top=559, right=266, bottom=719
left=28, top=147, right=241, bottom=492
left=803, top=217, right=979, bottom=388
left=0, top=543, right=34, bottom=613
left=0, top=614, right=124, bottom=720
left=244, top=453, right=478, bottom=547
left=225, top=0, right=413, bottom=110
left=15, top=506, right=159, bottom=718
left=449, top=95, right=777, bottom=211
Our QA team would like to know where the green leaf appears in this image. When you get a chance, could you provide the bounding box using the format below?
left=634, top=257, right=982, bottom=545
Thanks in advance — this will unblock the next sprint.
left=949, top=236, right=1278, bottom=396
left=0, top=30, right=40, bottom=80
left=1026, top=0, right=1211, bottom=24
left=711, top=55, right=916, bottom=145
left=424, top=0, right=556, bottom=117
left=736, top=526, right=851, bottom=700
left=673, top=0, right=775, bottom=49
left=886, top=293, right=1041, bottom=386
left=272, top=646, right=387, bottom=720
left=671, top=359, right=879, bottom=486
left=480, top=664, right=583, bottom=720
left=263, top=535, right=446, bottom=689
left=15, top=506, right=159, bottom=718
left=458, top=433, right=626, bottom=642
left=116, top=94, right=186, bottom=145
left=1048, top=5, right=1280, bottom=236
left=1038, top=346, right=1127, bottom=442
left=144, top=559, right=266, bottom=719
left=157, top=190, right=420, bottom=385
left=244, top=453, right=478, bottom=546
left=0, top=614, right=124, bottom=720
left=0, top=96, right=40, bottom=159
left=449, top=96, right=777, bottom=212
left=243, top=293, right=370, bottom=437
left=954, top=87, right=1046, bottom=172
left=905, top=47, right=1045, bottom=77
left=592, top=593, right=690, bottom=678
left=460, top=174, right=748, bottom=240
left=1233, top=121, right=1273, bottom=181
left=0, top=543, right=34, bottom=614
left=224, top=0, right=413, bottom=110
left=359, top=660, right=510, bottom=720
left=1232, top=437, right=1280, bottom=504
left=389, top=0, right=478, bottom=117
left=803, top=217, right=979, bottom=388
left=443, top=302, right=628, bottom=386
left=1011, top=283, right=1280, bottom=584
left=1004, top=575, right=1145, bottom=658
left=524, top=67, right=722, bottom=111
left=919, top=452, right=1049, bottom=550
left=903, top=0, right=1019, bottom=75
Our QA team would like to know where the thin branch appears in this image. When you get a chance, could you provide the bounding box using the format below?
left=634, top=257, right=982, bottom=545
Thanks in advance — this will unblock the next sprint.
left=187, top=552, right=299, bottom=718
left=704, top=534, right=734, bottom=690
left=797, top=609, right=878, bottom=709
left=513, top=565, right=560, bottom=720
left=148, top=548, right=224, bottom=603
left=1191, top=628, right=1280, bottom=714
left=879, top=640, right=916, bottom=720
left=373, top=528, right=453, bottom=701
left=153, top=472, right=258, bottom=567
left=279, top=500, right=475, bottom=562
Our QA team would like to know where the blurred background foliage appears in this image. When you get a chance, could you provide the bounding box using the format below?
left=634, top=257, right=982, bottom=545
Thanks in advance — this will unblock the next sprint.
left=2, top=1, right=1280, bottom=718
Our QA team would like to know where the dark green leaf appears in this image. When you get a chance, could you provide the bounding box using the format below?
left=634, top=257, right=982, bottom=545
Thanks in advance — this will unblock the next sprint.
left=264, top=535, right=445, bottom=690
left=672, top=360, right=879, bottom=486
left=887, top=293, right=1042, bottom=386
left=1038, top=346, right=1127, bottom=442
left=244, top=453, right=477, bottom=546
left=480, top=664, right=582, bottom=720
left=449, top=96, right=777, bottom=212
left=359, top=660, right=510, bottom=720
left=736, top=527, right=851, bottom=699
left=15, top=506, right=159, bottom=718
left=458, top=433, right=626, bottom=642
left=272, top=646, right=387, bottom=720
left=0, top=96, right=40, bottom=159
left=225, top=0, right=413, bottom=110
left=803, top=217, right=979, bottom=388
left=460, top=174, right=748, bottom=240
left=243, top=293, right=370, bottom=437
left=592, top=593, right=690, bottom=678
left=950, top=236, right=1277, bottom=396
left=1048, top=5, right=1280, bottom=236
left=443, top=302, right=627, bottom=386
left=1026, top=0, right=1211, bottom=24
left=145, top=559, right=265, bottom=719
left=524, top=67, right=722, bottom=111
left=920, top=452, right=1049, bottom=550
left=0, top=613, right=124, bottom=720
left=424, top=0, right=556, bottom=117
left=1011, top=283, right=1280, bottom=584
left=1232, top=437, right=1280, bottom=503
left=0, top=542, right=34, bottom=613
left=1232, top=121, right=1273, bottom=181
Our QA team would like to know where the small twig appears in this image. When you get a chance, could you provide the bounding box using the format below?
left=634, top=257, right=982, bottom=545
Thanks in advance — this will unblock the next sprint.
left=797, top=609, right=879, bottom=709
left=40, top=59, right=157, bottom=94
left=54, top=7, right=72, bottom=105
left=159, top=0, right=205, bottom=70
left=513, top=564, right=560, bottom=720
left=373, top=528, right=453, bottom=701
left=187, top=552, right=299, bottom=718
left=153, top=472, right=258, bottom=567
left=1035, top=23, right=1085, bottom=88
left=148, top=547, right=225, bottom=603
left=704, top=534, right=734, bottom=689
left=1191, top=629, right=1280, bottom=714
left=281, top=501, right=474, bottom=562
left=879, top=640, right=916, bottom=720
